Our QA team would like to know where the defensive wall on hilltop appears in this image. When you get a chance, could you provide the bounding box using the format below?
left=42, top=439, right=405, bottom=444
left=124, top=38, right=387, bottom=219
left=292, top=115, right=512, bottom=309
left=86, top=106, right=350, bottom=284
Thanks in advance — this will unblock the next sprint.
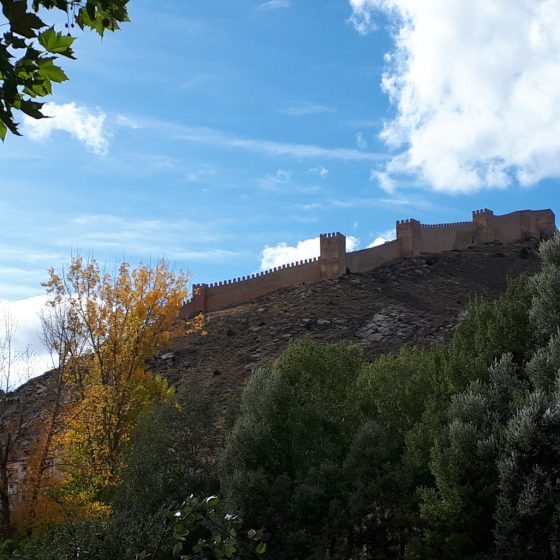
left=181, top=208, right=556, bottom=318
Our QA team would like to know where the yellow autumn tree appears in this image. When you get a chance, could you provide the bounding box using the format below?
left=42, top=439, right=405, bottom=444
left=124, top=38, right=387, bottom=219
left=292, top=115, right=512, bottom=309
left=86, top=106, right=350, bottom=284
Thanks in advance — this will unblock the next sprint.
left=41, top=257, right=195, bottom=512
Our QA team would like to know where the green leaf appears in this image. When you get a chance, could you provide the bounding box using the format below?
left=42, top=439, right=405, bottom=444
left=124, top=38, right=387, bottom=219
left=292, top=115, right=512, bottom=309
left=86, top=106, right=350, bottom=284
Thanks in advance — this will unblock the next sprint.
left=2, top=0, right=45, bottom=39
left=0, top=121, right=8, bottom=142
left=0, top=105, right=21, bottom=135
left=174, top=523, right=189, bottom=537
left=255, top=542, right=267, bottom=554
left=76, top=7, right=116, bottom=36
left=86, top=2, right=96, bottom=22
left=5, top=32, right=27, bottom=49
left=24, top=79, right=52, bottom=97
left=38, top=27, right=76, bottom=58
left=205, top=496, right=219, bottom=509
left=38, top=59, right=68, bottom=82
left=18, top=98, right=44, bottom=119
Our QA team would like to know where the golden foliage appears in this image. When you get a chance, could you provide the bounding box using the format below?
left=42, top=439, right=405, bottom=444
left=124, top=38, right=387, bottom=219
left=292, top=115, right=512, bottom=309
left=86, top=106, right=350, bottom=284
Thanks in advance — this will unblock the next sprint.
left=42, top=257, right=194, bottom=505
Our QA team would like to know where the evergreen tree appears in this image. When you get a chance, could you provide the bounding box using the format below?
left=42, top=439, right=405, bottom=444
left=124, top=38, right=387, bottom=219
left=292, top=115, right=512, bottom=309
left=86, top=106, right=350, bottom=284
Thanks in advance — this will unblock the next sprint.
left=419, top=355, right=525, bottom=559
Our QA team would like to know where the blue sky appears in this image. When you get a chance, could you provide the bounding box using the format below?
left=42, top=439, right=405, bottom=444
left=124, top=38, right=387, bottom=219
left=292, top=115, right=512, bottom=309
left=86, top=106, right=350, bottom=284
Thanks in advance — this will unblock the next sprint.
left=2, top=0, right=560, bottom=378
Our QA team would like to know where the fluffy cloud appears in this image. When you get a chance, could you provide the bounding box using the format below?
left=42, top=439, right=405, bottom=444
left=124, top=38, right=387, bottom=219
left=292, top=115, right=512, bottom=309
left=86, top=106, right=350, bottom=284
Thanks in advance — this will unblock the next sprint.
left=23, top=102, right=109, bottom=154
left=260, top=235, right=359, bottom=270
left=348, top=0, right=379, bottom=34
left=0, top=296, right=52, bottom=387
left=367, top=228, right=396, bottom=247
left=349, top=0, right=560, bottom=192
left=370, top=169, right=396, bottom=194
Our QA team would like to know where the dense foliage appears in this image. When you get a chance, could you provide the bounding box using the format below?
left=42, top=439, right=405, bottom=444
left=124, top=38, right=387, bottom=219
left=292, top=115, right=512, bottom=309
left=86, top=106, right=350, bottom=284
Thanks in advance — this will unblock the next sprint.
left=0, top=0, right=130, bottom=139
left=220, top=235, right=560, bottom=559
left=3, top=234, right=560, bottom=558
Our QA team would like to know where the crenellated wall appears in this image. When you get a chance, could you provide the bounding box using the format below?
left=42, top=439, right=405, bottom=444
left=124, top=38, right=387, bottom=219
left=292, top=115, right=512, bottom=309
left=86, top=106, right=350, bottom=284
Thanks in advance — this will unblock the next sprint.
left=182, top=257, right=321, bottom=316
left=182, top=208, right=556, bottom=318
left=345, top=239, right=402, bottom=273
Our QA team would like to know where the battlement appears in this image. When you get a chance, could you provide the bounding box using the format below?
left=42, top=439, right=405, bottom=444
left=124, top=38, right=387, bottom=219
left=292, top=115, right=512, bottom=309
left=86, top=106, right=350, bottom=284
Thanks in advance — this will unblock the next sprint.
left=203, top=257, right=320, bottom=288
left=421, top=222, right=471, bottom=229
left=181, top=208, right=556, bottom=318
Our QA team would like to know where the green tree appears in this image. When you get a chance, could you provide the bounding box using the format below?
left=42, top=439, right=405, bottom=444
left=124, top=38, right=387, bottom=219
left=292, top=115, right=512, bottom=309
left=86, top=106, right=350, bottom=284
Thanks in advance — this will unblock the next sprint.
left=221, top=340, right=421, bottom=559
left=220, top=340, right=365, bottom=559
left=419, top=355, right=525, bottom=560
left=495, top=370, right=560, bottom=560
left=530, top=234, right=560, bottom=343
left=0, top=0, right=129, bottom=139
left=494, top=234, right=560, bottom=559
left=113, top=378, right=218, bottom=518
left=356, top=346, right=440, bottom=445
left=405, top=276, right=533, bottom=490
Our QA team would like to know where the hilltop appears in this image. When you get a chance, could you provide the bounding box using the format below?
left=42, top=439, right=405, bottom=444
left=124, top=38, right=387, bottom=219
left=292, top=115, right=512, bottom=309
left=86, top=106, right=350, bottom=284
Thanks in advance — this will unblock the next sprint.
left=157, top=239, right=541, bottom=412
left=5, top=238, right=542, bottom=470
left=8, top=240, right=542, bottom=438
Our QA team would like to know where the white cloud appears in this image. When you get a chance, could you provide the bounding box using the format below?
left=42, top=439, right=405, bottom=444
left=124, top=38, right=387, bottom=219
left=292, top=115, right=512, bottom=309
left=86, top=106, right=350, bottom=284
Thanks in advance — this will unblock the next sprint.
left=184, top=166, right=217, bottom=183
left=0, top=297, right=52, bottom=387
left=58, top=213, right=249, bottom=270
left=175, top=74, right=217, bottom=91
left=258, top=0, right=291, bottom=10
left=176, top=125, right=385, bottom=161
left=260, top=235, right=359, bottom=270
left=350, top=0, right=560, bottom=192
left=370, top=169, right=396, bottom=194
left=258, top=169, right=293, bottom=190
left=309, top=166, right=330, bottom=178
left=23, top=102, right=109, bottom=155
left=367, top=228, right=396, bottom=247
left=279, top=102, right=332, bottom=116
left=348, top=0, right=378, bottom=35
left=355, top=131, right=368, bottom=149
left=116, top=114, right=140, bottom=129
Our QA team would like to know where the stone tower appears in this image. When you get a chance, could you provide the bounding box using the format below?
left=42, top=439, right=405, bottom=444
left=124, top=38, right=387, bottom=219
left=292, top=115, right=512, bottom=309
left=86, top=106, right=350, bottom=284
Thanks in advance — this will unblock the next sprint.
left=396, top=219, right=421, bottom=257
left=320, top=232, right=346, bottom=278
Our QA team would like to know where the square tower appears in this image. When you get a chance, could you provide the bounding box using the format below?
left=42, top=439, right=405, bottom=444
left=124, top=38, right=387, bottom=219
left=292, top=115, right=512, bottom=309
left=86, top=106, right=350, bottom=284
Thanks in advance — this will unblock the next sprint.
left=472, top=209, right=495, bottom=243
left=320, top=232, right=347, bottom=278
left=396, top=219, right=421, bottom=256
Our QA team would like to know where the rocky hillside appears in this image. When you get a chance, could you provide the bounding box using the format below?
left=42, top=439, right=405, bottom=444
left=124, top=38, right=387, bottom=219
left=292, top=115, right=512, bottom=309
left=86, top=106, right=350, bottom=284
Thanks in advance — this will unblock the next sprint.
left=1, top=239, right=543, bottom=481
left=10, top=240, right=541, bottom=429
left=155, top=240, right=541, bottom=414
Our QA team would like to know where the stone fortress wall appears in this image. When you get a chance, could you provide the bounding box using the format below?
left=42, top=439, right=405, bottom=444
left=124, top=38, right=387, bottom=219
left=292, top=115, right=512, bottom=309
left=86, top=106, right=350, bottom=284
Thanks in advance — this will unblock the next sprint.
left=182, top=208, right=556, bottom=318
